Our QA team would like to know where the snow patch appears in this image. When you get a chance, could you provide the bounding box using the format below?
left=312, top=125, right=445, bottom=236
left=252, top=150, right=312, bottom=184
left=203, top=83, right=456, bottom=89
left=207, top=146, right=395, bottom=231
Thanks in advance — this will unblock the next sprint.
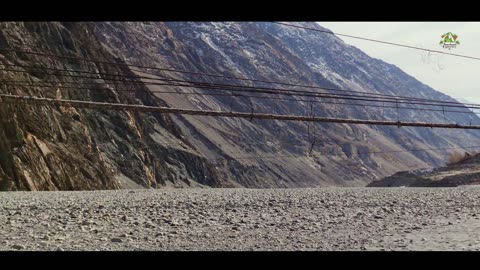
left=200, top=33, right=240, bottom=72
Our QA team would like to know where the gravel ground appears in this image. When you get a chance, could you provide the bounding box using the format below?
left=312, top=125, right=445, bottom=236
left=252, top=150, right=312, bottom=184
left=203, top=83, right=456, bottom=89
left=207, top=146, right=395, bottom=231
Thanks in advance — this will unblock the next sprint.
left=1, top=187, right=480, bottom=251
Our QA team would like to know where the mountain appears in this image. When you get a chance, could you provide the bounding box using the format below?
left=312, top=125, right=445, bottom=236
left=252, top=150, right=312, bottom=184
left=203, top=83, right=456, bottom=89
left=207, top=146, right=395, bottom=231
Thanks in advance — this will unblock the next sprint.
left=367, top=152, right=480, bottom=187
left=455, top=97, right=480, bottom=114
left=1, top=22, right=480, bottom=190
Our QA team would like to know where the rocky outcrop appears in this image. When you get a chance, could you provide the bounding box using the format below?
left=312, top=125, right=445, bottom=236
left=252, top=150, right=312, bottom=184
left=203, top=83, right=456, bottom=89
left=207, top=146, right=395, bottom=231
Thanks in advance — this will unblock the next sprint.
left=368, top=153, right=480, bottom=187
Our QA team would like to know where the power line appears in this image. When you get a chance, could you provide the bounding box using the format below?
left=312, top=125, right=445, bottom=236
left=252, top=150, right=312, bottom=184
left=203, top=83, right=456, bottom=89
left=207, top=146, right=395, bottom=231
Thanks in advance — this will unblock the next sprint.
left=2, top=64, right=458, bottom=106
left=3, top=81, right=479, bottom=116
left=273, top=22, right=480, bottom=61
left=4, top=62, right=478, bottom=107
left=2, top=65, right=479, bottom=111
left=1, top=47, right=477, bottom=107
left=1, top=93, right=480, bottom=130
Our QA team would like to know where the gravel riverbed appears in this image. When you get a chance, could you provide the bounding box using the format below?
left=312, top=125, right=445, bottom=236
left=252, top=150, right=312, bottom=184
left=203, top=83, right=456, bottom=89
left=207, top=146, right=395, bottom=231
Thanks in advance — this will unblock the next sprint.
left=1, top=187, right=480, bottom=251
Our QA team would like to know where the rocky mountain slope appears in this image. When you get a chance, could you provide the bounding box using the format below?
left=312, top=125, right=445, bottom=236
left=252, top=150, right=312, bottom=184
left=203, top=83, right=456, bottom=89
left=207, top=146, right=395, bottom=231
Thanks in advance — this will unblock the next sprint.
left=368, top=152, right=480, bottom=187
left=1, top=22, right=480, bottom=190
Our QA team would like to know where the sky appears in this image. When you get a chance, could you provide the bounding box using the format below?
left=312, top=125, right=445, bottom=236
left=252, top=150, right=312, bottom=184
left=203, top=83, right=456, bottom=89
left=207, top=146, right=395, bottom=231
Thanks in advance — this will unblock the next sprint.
left=318, top=22, right=480, bottom=103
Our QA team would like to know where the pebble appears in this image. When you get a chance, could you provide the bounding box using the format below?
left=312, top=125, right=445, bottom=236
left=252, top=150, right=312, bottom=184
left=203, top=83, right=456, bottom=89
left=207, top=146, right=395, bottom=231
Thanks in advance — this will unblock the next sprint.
left=1, top=188, right=480, bottom=251
left=11, top=244, right=25, bottom=250
left=111, top=238, right=123, bottom=243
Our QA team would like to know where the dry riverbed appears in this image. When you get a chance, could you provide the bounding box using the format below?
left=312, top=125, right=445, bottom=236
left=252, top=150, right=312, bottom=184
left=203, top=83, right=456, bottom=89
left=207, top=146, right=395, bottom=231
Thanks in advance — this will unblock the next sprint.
left=1, top=187, right=480, bottom=251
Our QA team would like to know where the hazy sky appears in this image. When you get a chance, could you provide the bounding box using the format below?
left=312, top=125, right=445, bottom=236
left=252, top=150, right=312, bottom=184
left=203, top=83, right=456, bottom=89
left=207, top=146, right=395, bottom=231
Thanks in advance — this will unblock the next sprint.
left=318, top=22, right=480, bottom=103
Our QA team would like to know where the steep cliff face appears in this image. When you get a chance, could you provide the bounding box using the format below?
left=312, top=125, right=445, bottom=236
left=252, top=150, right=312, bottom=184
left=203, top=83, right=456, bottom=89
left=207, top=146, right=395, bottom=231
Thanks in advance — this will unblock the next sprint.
left=0, top=22, right=226, bottom=191
left=1, top=22, right=480, bottom=190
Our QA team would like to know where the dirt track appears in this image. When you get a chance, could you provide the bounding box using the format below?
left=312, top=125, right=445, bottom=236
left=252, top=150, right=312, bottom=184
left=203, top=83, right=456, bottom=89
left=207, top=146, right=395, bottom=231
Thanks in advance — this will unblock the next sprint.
left=1, top=187, right=480, bottom=251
